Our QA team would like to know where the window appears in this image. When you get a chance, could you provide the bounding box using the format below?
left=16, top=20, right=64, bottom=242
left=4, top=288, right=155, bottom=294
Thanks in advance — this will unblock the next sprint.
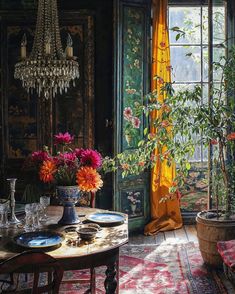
left=168, top=1, right=226, bottom=212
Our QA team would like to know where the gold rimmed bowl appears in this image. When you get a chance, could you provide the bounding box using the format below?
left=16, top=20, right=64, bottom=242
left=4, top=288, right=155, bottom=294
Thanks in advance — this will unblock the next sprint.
left=76, top=226, right=98, bottom=241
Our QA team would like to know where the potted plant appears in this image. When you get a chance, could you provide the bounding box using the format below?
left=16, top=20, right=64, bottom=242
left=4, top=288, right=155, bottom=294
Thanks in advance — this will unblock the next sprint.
left=28, top=132, right=103, bottom=225
left=103, top=48, right=235, bottom=267
left=194, top=48, right=235, bottom=267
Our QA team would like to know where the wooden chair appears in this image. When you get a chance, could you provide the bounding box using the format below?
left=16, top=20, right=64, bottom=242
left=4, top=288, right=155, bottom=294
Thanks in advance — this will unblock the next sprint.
left=0, top=251, right=64, bottom=294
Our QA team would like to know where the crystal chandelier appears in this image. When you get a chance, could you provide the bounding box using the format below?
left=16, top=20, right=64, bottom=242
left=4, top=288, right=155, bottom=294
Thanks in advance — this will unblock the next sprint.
left=14, top=0, right=79, bottom=99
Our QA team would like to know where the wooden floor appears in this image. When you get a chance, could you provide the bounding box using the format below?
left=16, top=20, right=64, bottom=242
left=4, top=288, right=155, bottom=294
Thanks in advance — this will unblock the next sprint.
left=129, top=225, right=198, bottom=244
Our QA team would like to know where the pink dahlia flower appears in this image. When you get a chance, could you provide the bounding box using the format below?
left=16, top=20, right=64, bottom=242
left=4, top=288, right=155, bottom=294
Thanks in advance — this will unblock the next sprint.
left=56, top=152, right=77, bottom=166
left=54, top=132, right=74, bottom=145
left=132, top=117, right=141, bottom=129
left=123, top=107, right=133, bottom=121
left=80, top=149, right=102, bottom=169
left=31, top=151, right=50, bottom=162
left=75, top=148, right=85, bottom=159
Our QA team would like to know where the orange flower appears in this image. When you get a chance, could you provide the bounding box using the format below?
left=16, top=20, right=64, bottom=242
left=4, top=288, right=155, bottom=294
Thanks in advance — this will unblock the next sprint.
left=163, top=150, right=171, bottom=159
left=121, top=163, right=130, bottom=170
left=76, top=166, right=103, bottom=192
left=161, top=104, right=171, bottom=113
left=39, top=160, right=57, bottom=183
left=166, top=65, right=172, bottom=72
left=157, top=78, right=164, bottom=85
left=138, top=161, right=145, bottom=167
left=161, top=120, right=169, bottom=127
left=172, top=181, right=177, bottom=187
left=227, top=132, right=235, bottom=141
left=210, top=139, right=218, bottom=145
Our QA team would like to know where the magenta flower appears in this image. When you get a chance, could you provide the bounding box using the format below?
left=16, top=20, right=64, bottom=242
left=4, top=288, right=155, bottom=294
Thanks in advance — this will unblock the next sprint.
left=54, top=132, right=74, bottom=145
left=123, top=107, right=133, bottom=121
left=75, top=148, right=85, bottom=159
left=56, top=152, right=77, bottom=166
left=132, top=117, right=141, bottom=129
left=31, top=151, right=50, bottom=162
left=80, top=149, right=102, bottom=169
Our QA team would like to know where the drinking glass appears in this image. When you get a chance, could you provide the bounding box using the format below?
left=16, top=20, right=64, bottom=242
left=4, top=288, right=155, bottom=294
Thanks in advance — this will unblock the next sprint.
left=32, top=203, right=43, bottom=229
left=24, top=204, right=34, bottom=231
left=0, top=202, right=9, bottom=228
left=40, top=196, right=50, bottom=221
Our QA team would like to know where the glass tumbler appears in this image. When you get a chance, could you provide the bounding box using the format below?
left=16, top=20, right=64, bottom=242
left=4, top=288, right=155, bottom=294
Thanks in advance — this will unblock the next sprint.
left=24, top=204, right=34, bottom=231
left=0, top=202, right=9, bottom=228
left=39, top=196, right=50, bottom=221
left=32, top=203, right=43, bottom=229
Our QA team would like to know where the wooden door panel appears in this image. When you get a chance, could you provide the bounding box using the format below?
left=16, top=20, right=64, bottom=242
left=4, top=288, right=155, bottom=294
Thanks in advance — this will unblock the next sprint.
left=113, top=0, right=151, bottom=231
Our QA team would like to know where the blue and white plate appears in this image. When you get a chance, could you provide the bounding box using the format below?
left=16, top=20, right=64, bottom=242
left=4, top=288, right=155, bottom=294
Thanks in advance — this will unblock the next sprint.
left=13, top=231, right=64, bottom=249
left=85, top=212, right=125, bottom=225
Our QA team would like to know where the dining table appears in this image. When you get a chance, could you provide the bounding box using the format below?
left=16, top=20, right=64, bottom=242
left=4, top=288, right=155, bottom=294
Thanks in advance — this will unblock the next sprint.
left=0, top=205, right=129, bottom=294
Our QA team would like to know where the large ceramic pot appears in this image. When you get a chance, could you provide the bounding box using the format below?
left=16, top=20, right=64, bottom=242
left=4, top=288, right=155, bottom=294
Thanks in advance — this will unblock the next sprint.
left=196, top=211, right=235, bottom=267
left=56, top=186, right=81, bottom=225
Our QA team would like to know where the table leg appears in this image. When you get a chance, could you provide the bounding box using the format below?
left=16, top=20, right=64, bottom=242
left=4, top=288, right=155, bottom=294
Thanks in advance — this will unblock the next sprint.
left=104, top=259, right=118, bottom=294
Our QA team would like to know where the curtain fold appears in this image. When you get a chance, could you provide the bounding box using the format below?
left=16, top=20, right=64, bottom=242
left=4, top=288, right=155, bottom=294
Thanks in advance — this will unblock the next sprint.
left=144, top=0, right=182, bottom=236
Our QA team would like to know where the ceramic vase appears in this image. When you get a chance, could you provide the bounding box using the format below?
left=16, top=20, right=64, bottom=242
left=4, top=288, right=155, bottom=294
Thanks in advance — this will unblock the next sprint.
left=125, top=134, right=132, bottom=146
left=130, top=203, right=137, bottom=215
left=56, top=186, right=81, bottom=225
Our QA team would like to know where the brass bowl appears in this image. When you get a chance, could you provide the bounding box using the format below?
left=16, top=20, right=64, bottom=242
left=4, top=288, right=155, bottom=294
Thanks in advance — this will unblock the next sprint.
left=76, top=226, right=98, bottom=241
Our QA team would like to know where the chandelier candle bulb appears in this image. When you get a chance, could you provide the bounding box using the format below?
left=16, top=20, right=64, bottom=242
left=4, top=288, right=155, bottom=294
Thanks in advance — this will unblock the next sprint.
left=66, top=33, right=73, bottom=58
left=20, top=33, right=27, bottom=59
left=67, top=46, right=73, bottom=58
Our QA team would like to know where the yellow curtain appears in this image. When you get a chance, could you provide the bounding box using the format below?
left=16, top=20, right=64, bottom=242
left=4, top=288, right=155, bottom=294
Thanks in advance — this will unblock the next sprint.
left=144, top=0, right=182, bottom=235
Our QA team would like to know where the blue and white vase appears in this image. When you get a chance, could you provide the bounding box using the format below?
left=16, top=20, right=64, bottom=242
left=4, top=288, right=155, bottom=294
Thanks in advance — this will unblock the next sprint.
left=56, top=186, right=81, bottom=225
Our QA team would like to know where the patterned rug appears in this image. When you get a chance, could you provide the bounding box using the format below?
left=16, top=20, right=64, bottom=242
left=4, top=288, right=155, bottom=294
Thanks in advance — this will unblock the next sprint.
left=60, top=241, right=230, bottom=294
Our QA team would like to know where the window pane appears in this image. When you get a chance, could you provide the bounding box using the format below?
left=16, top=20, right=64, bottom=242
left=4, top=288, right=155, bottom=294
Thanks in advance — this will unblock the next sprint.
left=202, top=6, right=226, bottom=45
left=169, top=7, right=201, bottom=44
left=202, top=7, right=208, bottom=44
left=213, top=6, right=226, bottom=45
left=171, top=46, right=201, bottom=82
left=203, top=47, right=225, bottom=82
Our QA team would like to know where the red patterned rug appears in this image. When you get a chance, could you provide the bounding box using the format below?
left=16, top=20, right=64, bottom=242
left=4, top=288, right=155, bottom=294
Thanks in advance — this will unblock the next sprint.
left=60, top=242, right=230, bottom=294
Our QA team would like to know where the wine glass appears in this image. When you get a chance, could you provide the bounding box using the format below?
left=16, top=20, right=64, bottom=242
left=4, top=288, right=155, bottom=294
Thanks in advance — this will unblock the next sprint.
left=39, top=196, right=50, bottom=221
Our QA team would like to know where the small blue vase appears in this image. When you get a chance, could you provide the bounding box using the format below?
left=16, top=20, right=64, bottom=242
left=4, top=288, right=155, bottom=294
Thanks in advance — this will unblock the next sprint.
left=56, top=186, right=81, bottom=225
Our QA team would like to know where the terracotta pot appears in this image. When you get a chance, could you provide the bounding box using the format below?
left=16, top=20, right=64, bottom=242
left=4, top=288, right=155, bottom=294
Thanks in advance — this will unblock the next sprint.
left=196, top=211, right=235, bottom=267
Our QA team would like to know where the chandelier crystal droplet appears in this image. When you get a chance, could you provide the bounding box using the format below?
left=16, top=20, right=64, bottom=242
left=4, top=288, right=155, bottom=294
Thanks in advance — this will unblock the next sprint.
left=14, top=0, right=79, bottom=99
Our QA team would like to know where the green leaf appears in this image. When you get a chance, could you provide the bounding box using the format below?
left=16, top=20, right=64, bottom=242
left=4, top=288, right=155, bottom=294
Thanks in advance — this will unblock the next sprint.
left=176, top=33, right=181, bottom=41
left=185, top=52, right=192, bottom=57
left=186, top=162, right=191, bottom=170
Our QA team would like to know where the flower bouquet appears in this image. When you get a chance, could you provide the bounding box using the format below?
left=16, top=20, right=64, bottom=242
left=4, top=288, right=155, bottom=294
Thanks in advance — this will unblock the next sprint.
left=29, top=132, right=103, bottom=224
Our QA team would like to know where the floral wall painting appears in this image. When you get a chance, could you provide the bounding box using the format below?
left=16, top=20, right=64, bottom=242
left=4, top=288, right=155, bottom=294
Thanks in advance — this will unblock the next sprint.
left=122, top=7, right=144, bottom=150
left=121, top=190, right=144, bottom=218
left=123, top=106, right=141, bottom=147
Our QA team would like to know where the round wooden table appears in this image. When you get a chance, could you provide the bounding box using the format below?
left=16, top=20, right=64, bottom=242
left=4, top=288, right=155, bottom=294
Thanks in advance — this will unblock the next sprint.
left=0, top=206, right=128, bottom=294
